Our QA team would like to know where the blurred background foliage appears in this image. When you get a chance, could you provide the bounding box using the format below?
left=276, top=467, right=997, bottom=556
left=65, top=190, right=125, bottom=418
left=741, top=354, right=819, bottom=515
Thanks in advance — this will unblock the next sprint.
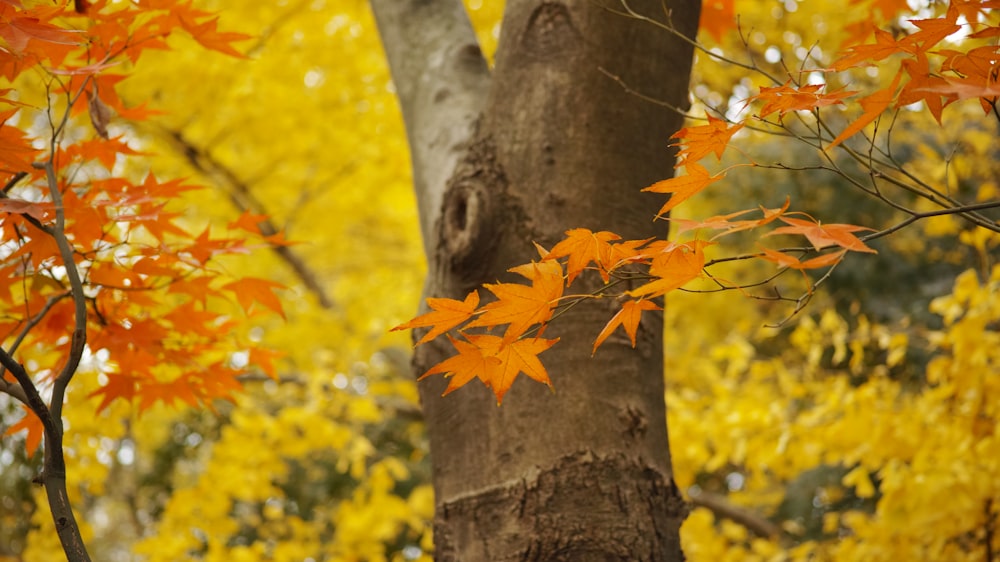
left=1, top=0, right=998, bottom=560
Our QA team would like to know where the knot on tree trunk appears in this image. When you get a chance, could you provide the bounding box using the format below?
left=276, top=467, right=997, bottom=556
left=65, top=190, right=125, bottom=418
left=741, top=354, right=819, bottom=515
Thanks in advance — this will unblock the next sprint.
left=437, top=136, right=513, bottom=285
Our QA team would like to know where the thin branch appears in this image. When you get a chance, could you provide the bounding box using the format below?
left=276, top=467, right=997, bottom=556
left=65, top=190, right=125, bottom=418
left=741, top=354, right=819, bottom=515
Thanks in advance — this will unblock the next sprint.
left=161, top=129, right=337, bottom=310
left=33, top=159, right=87, bottom=424
left=687, top=487, right=783, bottom=539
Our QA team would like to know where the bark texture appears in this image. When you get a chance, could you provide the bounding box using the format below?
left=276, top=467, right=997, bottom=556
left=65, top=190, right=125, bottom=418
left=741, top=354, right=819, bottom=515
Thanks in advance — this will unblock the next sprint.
left=372, top=1, right=700, bottom=560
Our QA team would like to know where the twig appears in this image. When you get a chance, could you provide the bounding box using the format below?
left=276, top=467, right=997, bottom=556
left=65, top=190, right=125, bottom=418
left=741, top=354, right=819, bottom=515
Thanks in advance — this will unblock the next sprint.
left=687, top=487, right=783, bottom=539
left=160, top=129, right=337, bottom=310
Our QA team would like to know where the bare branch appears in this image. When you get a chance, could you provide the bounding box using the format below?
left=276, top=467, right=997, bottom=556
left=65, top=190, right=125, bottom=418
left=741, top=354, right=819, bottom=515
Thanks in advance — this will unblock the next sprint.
left=160, top=129, right=337, bottom=310
left=687, top=487, right=783, bottom=539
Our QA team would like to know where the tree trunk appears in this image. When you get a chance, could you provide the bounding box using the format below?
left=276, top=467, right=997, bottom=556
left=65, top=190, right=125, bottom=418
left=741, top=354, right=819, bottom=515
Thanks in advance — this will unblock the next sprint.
left=371, top=1, right=700, bottom=560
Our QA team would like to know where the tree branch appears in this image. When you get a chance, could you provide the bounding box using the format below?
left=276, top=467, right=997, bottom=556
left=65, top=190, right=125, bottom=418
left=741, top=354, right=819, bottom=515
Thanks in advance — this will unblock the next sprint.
left=160, top=129, right=337, bottom=310
left=688, top=488, right=783, bottom=539
left=369, top=0, right=491, bottom=250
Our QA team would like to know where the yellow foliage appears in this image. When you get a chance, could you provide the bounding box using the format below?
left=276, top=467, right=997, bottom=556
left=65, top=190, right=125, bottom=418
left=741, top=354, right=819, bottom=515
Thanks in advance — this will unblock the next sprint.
left=669, top=264, right=1000, bottom=560
left=5, top=1, right=999, bottom=561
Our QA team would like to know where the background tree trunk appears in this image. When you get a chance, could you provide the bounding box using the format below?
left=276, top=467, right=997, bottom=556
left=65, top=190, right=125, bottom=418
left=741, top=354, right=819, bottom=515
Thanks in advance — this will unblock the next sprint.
left=372, top=1, right=700, bottom=559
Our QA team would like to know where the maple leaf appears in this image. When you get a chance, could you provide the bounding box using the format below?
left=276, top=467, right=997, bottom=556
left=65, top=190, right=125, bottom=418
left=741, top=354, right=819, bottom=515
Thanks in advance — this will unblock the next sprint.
left=248, top=347, right=285, bottom=380
left=167, top=275, right=224, bottom=305
left=88, top=373, right=140, bottom=414
left=419, top=334, right=502, bottom=397
left=228, top=210, right=268, bottom=234
left=671, top=115, right=743, bottom=166
left=178, top=14, right=253, bottom=58
left=643, top=163, right=724, bottom=218
left=466, top=260, right=564, bottom=339
left=164, top=301, right=227, bottom=338
left=831, top=28, right=910, bottom=71
left=0, top=196, right=50, bottom=220
left=471, top=334, right=558, bottom=404
left=670, top=208, right=757, bottom=236
left=605, top=238, right=653, bottom=274
left=699, top=0, right=735, bottom=43
left=628, top=240, right=708, bottom=299
left=899, top=52, right=953, bottom=123
left=0, top=113, right=39, bottom=171
left=670, top=198, right=790, bottom=240
left=901, top=15, right=961, bottom=51
left=4, top=405, right=43, bottom=455
left=759, top=246, right=849, bottom=271
left=545, top=228, right=621, bottom=284
left=750, top=82, right=856, bottom=118
left=592, top=299, right=661, bottom=354
left=921, top=77, right=1000, bottom=103
left=827, top=71, right=902, bottom=149
left=422, top=334, right=558, bottom=404
left=223, top=277, right=286, bottom=319
left=0, top=14, right=82, bottom=54
left=391, top=290, right=479, bottom=345
left=767, top=216, right=878, bottom=253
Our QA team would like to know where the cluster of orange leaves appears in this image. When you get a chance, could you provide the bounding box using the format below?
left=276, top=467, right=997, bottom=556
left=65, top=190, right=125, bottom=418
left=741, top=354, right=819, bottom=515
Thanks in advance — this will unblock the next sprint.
left=1, top=1, right=282, bottom=453
left=397, top=0, right=1000, bottom=404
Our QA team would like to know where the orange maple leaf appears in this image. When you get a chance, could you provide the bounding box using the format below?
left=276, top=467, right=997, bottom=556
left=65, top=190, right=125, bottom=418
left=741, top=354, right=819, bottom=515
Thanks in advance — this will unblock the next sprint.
left=672, top=115, right=743, bottom=166
left=470, top=334, right=558, bottom=404
left=750, top=82, right=857, bottom=118
left=545, top=228, right=621, bottom=284
left=592, top=299, right=661, bottom=354
left=466, top=260, right=564, bottom=339
left=604, top=238, right=654, bottom=274
left=899, top=52, right=954, bottom=123
left=0, top=13, right=82, bottom=54
left=628, top=240, right=708, bottom=299
left=223, top=277, right=286, bottom=319
left=419, top=334, right=502, bottom=397
left=643, top=163, right=724, bottom=218
left=88, top=373, right=140, bottom=414
left=178, top=14, right=253, bottom=58
left=164, top=301, right=229, bottom=338
left=902, top=14, right=962, bottom=51
left=228, top=210, right=268, bottom=234
left=248, top=347, right=285, bottom=380
left=391, top=290, right=480, bottom=345
left=767, top=216, right=878, bottom=253
left=670, top=197, right=790, bottom=239
left=759, top=246, right=849, bottom=271
left=422, top=334, right=558, bottom=404
left=827, top=72, right=902, bottom=149
left=4, top=405, right=43, bottom=455
left=0, top=197, right=50, bottom=220
left=699, top=0, right=735, bottom=43
left=831, top=28, right=911, bottom=71
left=0, top=111, right=40, bottom=172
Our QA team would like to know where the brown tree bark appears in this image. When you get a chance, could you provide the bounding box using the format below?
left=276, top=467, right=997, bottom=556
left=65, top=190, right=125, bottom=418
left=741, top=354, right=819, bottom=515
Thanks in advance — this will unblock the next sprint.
left=371, top=1, right=700, bottom=559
